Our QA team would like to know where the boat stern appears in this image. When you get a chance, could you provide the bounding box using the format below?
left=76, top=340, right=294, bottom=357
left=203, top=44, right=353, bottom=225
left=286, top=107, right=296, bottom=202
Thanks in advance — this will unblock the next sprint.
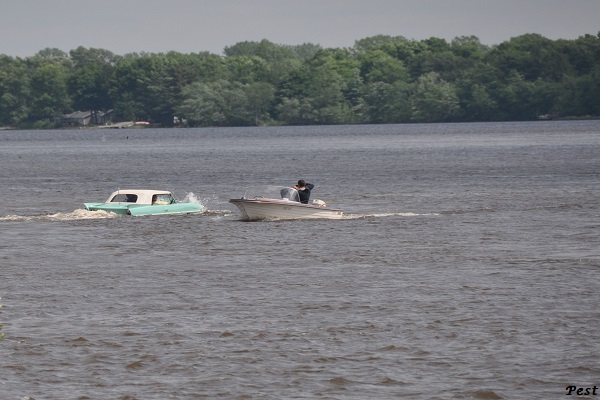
left=84, top=202, right=130, bottom=215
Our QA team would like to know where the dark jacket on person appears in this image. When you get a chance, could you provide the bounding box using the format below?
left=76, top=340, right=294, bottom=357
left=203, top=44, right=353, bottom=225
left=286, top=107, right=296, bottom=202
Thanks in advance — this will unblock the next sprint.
left=297, top=183, right=314, bottom=204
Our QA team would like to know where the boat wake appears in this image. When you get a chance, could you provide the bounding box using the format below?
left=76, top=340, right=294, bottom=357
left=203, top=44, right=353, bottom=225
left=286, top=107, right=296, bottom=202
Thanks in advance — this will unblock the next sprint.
left=203, top=209, right=234, bottom=219
left=0, top=209, right=119, bottom=222
left=0, top=208, right=434, bottom=223
left=343, top=212, right=440, bottom=219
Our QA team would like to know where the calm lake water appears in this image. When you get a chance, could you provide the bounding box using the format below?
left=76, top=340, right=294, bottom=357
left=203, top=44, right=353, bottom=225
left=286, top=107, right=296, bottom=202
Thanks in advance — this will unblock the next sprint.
left=0, top=121, right=599, bottom=399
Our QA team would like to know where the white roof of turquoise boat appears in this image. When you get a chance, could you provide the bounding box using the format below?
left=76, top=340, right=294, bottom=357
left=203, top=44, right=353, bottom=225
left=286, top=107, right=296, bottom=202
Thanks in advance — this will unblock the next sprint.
left=105, top=189, right=174, bottom=204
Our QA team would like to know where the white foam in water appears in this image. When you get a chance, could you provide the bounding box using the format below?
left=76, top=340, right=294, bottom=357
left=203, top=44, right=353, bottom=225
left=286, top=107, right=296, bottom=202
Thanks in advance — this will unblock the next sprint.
left=180, top=192, right=206, bottom=212
left=46, top=209, right=119, bottom=220
left=0, top=209, right=119, bottom=222
left=343, top=212, right=439, bottom=219
left=0, top=214, right=32, bottom=222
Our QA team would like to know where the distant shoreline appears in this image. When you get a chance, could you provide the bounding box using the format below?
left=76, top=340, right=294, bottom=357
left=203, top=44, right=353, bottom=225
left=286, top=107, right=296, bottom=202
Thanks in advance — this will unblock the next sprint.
left=1, top=116, right=599, bottom=131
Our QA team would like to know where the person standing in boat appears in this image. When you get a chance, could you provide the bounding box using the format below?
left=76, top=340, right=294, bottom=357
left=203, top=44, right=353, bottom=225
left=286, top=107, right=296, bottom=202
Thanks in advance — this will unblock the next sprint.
left=294, top=179, right=314, bottom=204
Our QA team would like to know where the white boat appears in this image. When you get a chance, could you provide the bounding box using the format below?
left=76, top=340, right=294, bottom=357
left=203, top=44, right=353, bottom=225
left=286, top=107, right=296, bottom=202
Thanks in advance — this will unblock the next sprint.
left=229, top=187, right=343, bottom=221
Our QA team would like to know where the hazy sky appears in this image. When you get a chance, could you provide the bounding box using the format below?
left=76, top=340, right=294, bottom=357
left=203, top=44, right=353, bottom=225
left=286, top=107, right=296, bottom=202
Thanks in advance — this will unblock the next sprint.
left=1, top=0, right=598, bottom=57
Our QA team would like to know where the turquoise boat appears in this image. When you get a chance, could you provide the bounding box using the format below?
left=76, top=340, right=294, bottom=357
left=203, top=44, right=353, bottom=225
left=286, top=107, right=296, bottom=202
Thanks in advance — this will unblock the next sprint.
left=84, top=189, right=203, bottom=216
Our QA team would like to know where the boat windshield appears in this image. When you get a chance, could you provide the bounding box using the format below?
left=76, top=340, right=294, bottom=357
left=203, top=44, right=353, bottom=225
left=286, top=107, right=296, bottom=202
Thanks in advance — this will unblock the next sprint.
left=280, top=187, right=300, bottom=202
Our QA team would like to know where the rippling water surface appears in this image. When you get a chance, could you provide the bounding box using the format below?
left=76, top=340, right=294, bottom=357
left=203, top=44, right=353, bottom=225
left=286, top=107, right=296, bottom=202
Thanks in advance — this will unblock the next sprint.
left=1, top=121, right=599, bottom=399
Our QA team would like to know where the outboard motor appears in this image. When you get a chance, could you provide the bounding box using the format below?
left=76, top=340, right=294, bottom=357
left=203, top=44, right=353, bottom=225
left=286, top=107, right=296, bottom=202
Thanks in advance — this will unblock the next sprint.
left=280, top=187, right=300, bottom=202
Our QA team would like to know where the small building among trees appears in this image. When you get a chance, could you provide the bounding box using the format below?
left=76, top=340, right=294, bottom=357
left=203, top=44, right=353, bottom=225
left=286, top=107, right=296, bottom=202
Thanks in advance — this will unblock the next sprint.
left=60, top=110, right=113, bottom=126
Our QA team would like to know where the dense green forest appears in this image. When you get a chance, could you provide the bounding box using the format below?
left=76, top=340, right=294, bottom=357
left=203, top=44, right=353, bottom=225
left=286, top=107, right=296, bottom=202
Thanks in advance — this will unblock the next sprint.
left=1, top=33, right=599, bottom=128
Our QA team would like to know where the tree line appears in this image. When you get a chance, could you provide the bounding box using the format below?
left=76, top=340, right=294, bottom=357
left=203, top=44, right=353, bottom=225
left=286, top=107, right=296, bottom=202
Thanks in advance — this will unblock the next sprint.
left=1, top=33, right=599, bottom=128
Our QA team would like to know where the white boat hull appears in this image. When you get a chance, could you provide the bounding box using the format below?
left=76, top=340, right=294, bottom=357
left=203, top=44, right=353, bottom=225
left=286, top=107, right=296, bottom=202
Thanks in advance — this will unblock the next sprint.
left=229, top=198, right=343, bottom=220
